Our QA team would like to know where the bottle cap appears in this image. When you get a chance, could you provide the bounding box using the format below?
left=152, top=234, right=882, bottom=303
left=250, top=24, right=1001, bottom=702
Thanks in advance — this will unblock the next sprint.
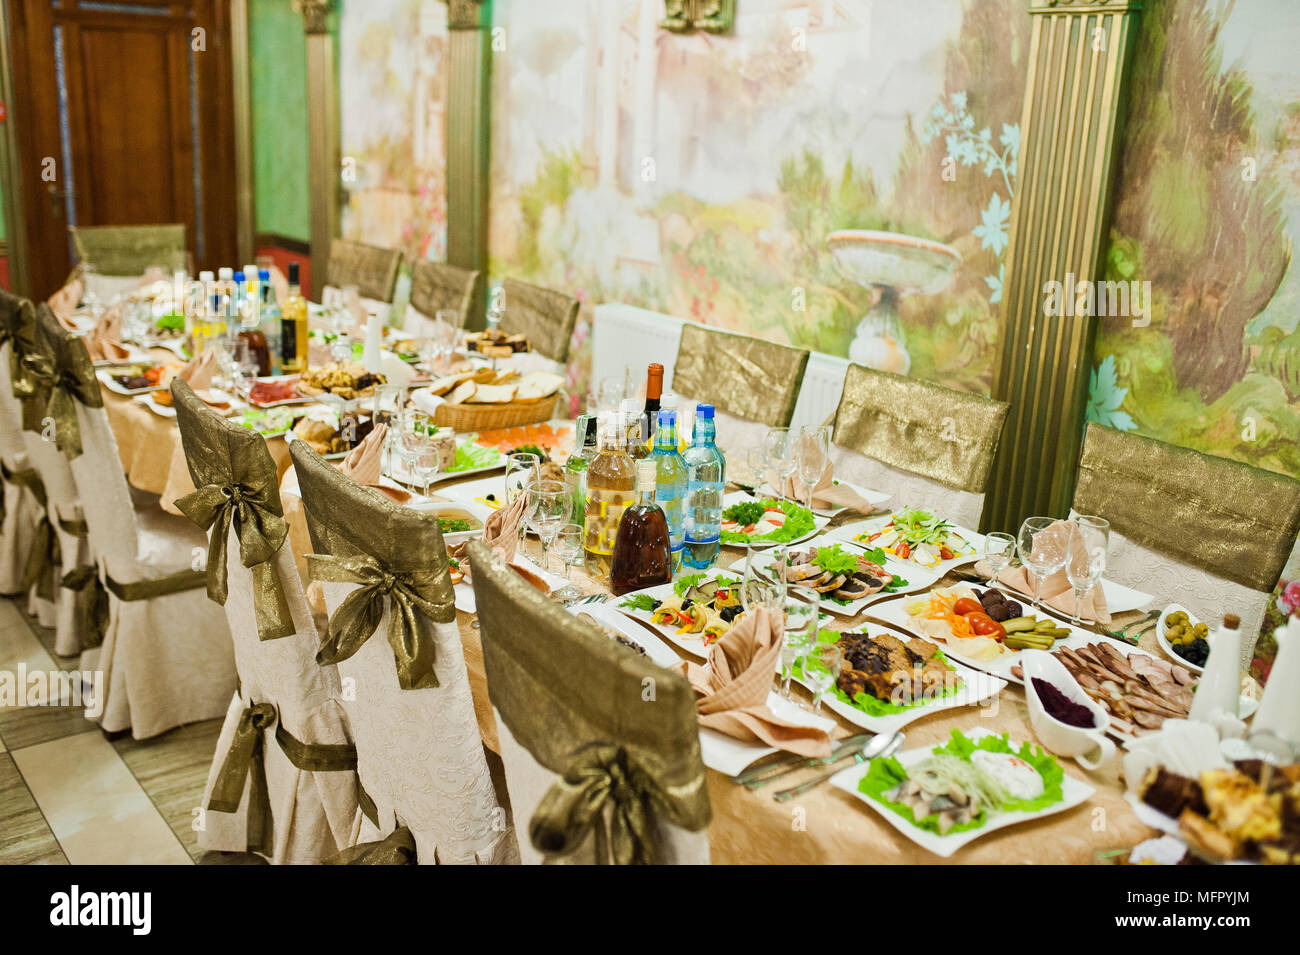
left=218, top=267, right=233, bottom=281
left=1222, top=614, right=1240, bottom=630
left=637, top=459, right=658, bottom=488
left=661, top=391, right=678, bottom=410
left=657, top=409, right=676, bottom=427
left=646, top=363, right=664, bottom=400
left=258, top=269, right=271, bottom=282
left=199, top=270, right=214, bottom=284
left=233, top=271, right=245, bottom=283
left=288, top=262, right=300, bottom=286
left=696, top=403, right=715, bottom=419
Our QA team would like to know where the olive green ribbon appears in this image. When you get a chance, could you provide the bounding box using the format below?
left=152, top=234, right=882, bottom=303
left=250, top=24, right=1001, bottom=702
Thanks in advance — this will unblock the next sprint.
left=307, top=553, right=450, bottom=690
left=325, top=827, right=417, bottom=865
left=530, top=743, right=677, bottom=865
left=21, top=508, right=60, bottom=602
left=60, top=564, right=109, bottom=652
left=176, top=481, right=294, bottom=641
left=19, top=338, right=102, bottom=459
left=208, top=701, right=277, bottom=857
left=104, top=567, right=207, bottom=602
left=0, top=460, right=42, bottom=530
left=1, top=295, right=41, bottom=408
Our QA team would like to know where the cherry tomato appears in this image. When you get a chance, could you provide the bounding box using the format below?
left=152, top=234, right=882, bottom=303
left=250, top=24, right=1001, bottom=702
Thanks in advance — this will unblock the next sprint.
left=952, top=597, right=984, bottom=617
left=896, top=541, right=911, bottom=559
left=966, top=612, right=1005, bottom=640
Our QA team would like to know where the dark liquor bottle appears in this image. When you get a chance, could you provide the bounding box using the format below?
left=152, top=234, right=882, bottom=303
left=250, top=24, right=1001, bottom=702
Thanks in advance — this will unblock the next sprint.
left=610, top=459, right=673, bottom=596
left=628, top=363, right=663, bottom=460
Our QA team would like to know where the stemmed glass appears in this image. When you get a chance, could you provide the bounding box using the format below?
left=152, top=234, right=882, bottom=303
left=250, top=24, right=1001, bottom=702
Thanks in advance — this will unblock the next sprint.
left=763, top=428, right=796, bottom=503
left=399, top=410, right=436, bottom=497
left=982, top=532, right=1016, bottom=585
left=433, top=312, right=460, bottom=368
left=551, top=524, right=585, bottom=604
left=1018, top=516, right=1069, bottom=612
left=802, top=644, right=843, bottom=717
left=741, top=542, right=786, bottom=614
left=528, top=481, right=569, bottom=573
left=779, top=584, right=819, bottom=700
left=373, top=384, right=405, bottom=475
left=231, top=337, right=259, bottom=398
left=795, top=425, right=830, bottom=513
left=1066, top=516, right=1110, bottom=626
left=745, top=447, right=767, bottom=490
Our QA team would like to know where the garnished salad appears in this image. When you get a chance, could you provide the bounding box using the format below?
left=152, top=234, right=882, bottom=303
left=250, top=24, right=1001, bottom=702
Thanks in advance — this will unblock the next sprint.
left=720, top=498, right=815, bottom=544
left=855, top=506, right=974, bottom=567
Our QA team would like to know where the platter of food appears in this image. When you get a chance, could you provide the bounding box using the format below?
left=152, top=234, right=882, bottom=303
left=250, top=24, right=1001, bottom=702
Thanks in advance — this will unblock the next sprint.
left=751, top=478, right=890, bottom=518
left=406, top=501, right=487, bottom=545
left=247, top=376, right=314, bottom=408
left=296, top=361, right=388, bottom=401
left=284, top=408, right=379, bottom=459
left=464, top=328, right=531, bottom=358
left=787, top=628, right=1006, bottom=735
left=718, top=494, right=828, bottom=548
left=1155, top=604, right=1209, bottom=673
left=385, top=438, right=506, bottom=488
left=565, top=602, right=682, bottom=670
left=730, top=542, right=934, bottom=617
left=97, top=363, right=180, bottom=396
left=831, top=727, right=1093, bottom=857
left=230, top=406, right=302, bottom=438
left=835, top=506, right=986, bottom=573
left=616, top=571, right=749, bottom=659
left=136, top=387, right=234, bottom=418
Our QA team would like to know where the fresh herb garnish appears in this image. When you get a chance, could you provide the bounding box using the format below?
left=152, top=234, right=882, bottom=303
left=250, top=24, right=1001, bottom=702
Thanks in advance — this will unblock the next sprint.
left=722, top=501, right=766, bottom=527
left=673, top=574, right=706, bottom=597
left=438, top=518, right=473, bottom=534
left=720, top=498, right=815, bottom=544
left=813, top=544, right=860, bottom=576
left=619, top=594, right=659, bottom=612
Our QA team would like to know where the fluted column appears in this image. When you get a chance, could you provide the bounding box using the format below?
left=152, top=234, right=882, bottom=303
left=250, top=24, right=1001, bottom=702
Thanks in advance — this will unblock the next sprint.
left=445, top=0, right=491, bottom=329
left=984, top=0, right=1143, bottom=531
left=296, top=0, right=339, bottom=298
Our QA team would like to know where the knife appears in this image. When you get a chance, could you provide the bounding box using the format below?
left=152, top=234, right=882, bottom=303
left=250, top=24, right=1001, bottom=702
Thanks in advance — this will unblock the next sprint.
left=733, top=733, right=874, bottom=789
left=772, top=731, right=904, bottom=802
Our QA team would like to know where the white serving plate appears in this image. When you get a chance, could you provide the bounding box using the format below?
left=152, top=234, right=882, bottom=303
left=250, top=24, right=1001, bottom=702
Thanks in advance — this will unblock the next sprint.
left=385, top=446, right=506, bottom=490
left=728, top=539, right=939, bottom=618
left=719, top=491, right=829, bottom=548
left=134, top=388, right=236, bottom=419
left=566, top=602, right=682, bottom=670
left=91, top=344, right=150, bottom=368
left=783, top=628, right=1007, bottom=735
left=698, top=691, right=836, bottom=777
left=826, top=513, right=987, bottom=577
left=246, top=376, right=315, bottom=408
left=96, top=367, right=166, bottom=396
left=988, top=574, right=1153, bottom=615
left=830, top=727, right=1094, bottom=858
left=1155, top=603, right=1205, bottom=675
left=614, top=570, right=745, bottom=660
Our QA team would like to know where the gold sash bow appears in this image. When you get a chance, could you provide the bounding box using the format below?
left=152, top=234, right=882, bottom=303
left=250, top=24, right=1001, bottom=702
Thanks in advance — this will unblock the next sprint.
left=172, top=380, right=295, bottom=641
left=208, top=701, right=278, bottom=857
left=60, top=564, right=109, bottom=652
left=0, top=291, right=40, bottom=408
left=0, top=460, right=42, bottom=541
left=21, top=506, right=60, bottom=602
left=325, top=826, right=417, bottom=865
left=22, top=307, right=103, bottom=458
left=531, top=743, right=679, bottom=865
left=306, top=553, right=448, bottom=690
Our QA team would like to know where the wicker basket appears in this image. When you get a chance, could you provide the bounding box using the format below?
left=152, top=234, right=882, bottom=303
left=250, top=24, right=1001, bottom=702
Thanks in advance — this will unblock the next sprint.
left=433, top=393, right=561, bottom=431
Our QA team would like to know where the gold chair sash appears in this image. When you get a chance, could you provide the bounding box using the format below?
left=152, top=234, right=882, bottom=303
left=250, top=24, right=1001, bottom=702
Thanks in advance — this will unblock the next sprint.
left=671, top=323, right=810, bottom=428
left=1073, top=423, right=1300, bottom=593
left=408, top=260, right=482, bottom=330
left=831, top=363, right=1009, bottom=494
left=171, top=380, right=295, bottom=641
left=0, top=460, right=42, bottom=541
left=60, top=564, right=109, bottom=652
left=207, top=700, right=277, bottom=856
left=104, top=567, right=206, bottom=602
left=71, top=223, right=186, bottom=277
left=469, top=541, right=711, bottom=865
left=23, top=305, right=104, bottom=458
left=499, top=278, right=580, bottom=363
left=325, top=826, right=417, bottom=865
left=0, top=290, right=41, bottom=408
left=290, top=440, right=454, bottom=690
left=325, top=239, right=403, bottom=303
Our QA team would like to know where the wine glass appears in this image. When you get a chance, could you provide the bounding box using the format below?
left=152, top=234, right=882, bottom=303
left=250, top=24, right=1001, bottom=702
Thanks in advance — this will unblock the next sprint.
left=802, top=643, right=843, bottom=717
left=763, top=428, right=796, bottom=502
left=399, top=410, right=436, bottom=497
left=231, top=337, right=259, bottom=397
left=779, top=584, right=819, bottom=700
left=433, top=312, right=460, bottom=366
left=1066, top=515, right=1110, bottom=626
left=528, top=481, right=568, bottom=573
left=1018, top=517, right=1069, bottom=612
left=795, top=425, right=830, bottom=513
left=745, top=446, right=767, bottom=490
left=551, top=524, right=585, bottom=604
left=982, top=531, right=1016, bottom=585
left=741, top=542, right=786, bottom=614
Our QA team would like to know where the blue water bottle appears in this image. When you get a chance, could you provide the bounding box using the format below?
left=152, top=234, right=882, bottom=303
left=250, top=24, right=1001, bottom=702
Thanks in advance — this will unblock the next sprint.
left=652, top=409, right=688, bottom=568
left=682, top=404, right=725, bottom=569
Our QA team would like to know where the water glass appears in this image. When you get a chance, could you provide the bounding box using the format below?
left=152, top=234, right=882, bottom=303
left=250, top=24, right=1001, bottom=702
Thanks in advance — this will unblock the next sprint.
left=1018, top=516, right=1069, bottom=612
left=803, top=644, right=843, bottom=716
left=1066, top=515, right=1110, bottom=625
left=982, top=531, right=1016, bottom=584
left=399, top=410, right=436, bottom=496
left=551, top=524, right=585, bottom=603
left=745, top=447, right=767, bottom=489
left=528, top=481, right=569, bottom=573
left=763, top=428, right=796, bottom=501
left=779, top=585, right=819, bottom=699
left=741, top=542, right=786, bottom=614
left=795, top=425, right=830, bottom=511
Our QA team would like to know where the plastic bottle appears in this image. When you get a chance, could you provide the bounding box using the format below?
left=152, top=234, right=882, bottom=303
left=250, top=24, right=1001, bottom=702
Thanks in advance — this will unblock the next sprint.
left=651, top=408, right=687, bottom=568
left=682, top=403, right=725, bottom=569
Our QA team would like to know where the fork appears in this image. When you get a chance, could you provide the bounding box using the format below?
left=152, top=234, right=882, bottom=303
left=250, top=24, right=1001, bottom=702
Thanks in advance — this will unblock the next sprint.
left=772, top=731, right=904, bottom=802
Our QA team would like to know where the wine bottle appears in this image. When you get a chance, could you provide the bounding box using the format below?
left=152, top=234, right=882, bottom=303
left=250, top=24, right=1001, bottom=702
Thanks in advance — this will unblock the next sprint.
left=583, top=411, right=636, bottom=583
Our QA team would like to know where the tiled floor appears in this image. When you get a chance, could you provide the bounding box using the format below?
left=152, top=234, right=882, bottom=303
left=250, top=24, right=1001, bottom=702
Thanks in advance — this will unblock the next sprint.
left=0, top=597, right=262, bottom=865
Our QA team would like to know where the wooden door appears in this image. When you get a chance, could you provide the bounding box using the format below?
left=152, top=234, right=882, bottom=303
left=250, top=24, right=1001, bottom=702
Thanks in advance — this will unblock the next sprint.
left=9, top=0, right=237, bottom=298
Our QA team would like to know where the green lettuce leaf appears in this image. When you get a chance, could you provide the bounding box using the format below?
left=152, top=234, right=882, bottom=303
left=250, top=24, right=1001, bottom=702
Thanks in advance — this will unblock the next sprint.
left=452, top=441, right=503, bottom=473
left=720, top=498, right=815, bottom=544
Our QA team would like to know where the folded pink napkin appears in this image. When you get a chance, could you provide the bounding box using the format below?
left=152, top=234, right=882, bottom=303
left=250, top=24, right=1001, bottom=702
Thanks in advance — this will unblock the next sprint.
left=976, top=519, right=1111, bottom=625
left=178, top=349, right=217, bottom=390
left=674, top=607, right=833, bottom=758
left=339, top=424, right=386, bottom=486
left=766, top=463, right=874, bottom=513
left=448, top=490, right=530, bottom=584
left=86, top=305, right=131, bottom=362
left=48, top=278, right=84, bottom=328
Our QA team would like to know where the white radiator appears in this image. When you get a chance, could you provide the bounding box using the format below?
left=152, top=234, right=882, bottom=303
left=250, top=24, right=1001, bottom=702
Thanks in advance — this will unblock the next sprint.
left=591, top=304, right=848, bottom=429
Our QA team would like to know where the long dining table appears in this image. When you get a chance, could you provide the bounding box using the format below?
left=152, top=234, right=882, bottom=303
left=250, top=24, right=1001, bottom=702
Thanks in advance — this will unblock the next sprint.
left=96, top=353, right=1162, bottom=865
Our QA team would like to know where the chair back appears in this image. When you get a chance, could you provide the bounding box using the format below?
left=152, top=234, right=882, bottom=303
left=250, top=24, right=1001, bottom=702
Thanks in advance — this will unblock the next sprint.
left=672, top=323, right=809, bottom=433
left=829, top=364, right=1009, bottom=528
left=470, top=540, right=711, bottom=865
left=1073, top=423, right=1300, bottom=664
left=290, top=440, right=514, bottom=863
left=499, top=278, right=580, bottom=364
left=0, top=290, right=36, bottom=461
left=325, top=239, right=403, bottom=304
left=407, top=260, right=482, bottom=333
left=71, top=224, right=186, bottom=276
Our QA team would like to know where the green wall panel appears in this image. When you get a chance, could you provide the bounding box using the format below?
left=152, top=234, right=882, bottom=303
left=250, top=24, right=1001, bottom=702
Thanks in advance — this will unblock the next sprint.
left=250, top=0, right=310, bottom=242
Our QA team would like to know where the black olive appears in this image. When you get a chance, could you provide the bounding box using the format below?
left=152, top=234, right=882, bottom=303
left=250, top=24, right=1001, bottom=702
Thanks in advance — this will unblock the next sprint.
left=650, top=599, right=662, bottom=611
left=681, top=598, right=693, bottom=609
left=719, top=605, right=743, bottom=622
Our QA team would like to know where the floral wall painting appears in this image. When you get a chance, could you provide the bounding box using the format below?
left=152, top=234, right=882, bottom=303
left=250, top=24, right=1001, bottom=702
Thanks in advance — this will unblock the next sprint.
left=488, top=0, right=1031, bottom=403
left=338, top=0, right=449, bottom=263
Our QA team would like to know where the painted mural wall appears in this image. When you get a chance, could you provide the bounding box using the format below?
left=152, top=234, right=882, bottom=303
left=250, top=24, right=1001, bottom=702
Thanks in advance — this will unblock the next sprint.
left=338, top=0, right=449, bottom=262
left=488, top=0, right=1030, bottom=405
left=1092, top=0, right=1300, bottom=676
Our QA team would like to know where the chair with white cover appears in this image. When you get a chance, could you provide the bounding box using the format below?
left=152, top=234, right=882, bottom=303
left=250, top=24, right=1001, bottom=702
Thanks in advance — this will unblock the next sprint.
left=70, top=223, right=187, bottom=302
left=20, top=305, right=101, bottom=655
left=290, top=440, right=517, bottom=864
left=470, top=540, right=712, bottom=865
left=827, top=363, right=1009, bottom=529
left=405, top=260, right=483, bottom=334
left=325, top=239, right=403, bottom=304
left=670, top=322, right=810, bottom=459
left=1073, top=422, right=1300, bottom=668
left=170, top=380, right=359, bottom=863
left=0, top=291, right=45, bottom=598
left=35, top=317, right=236, bottom=738
left=498, top=277, right=580, bottom=367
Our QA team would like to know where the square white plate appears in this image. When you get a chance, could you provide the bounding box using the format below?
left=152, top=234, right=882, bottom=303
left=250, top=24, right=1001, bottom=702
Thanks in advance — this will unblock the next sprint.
left=826, top=513, right=987, bottom=577
left=830, top=727, right=1094, bottom=858
left=565, top=602, right=682, bottom=670
left=719, top=492, right=829, bottom=548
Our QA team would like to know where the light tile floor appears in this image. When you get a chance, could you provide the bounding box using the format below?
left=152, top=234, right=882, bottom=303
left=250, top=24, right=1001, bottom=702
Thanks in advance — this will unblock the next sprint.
left=0, top=597, right=262, bottom=865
